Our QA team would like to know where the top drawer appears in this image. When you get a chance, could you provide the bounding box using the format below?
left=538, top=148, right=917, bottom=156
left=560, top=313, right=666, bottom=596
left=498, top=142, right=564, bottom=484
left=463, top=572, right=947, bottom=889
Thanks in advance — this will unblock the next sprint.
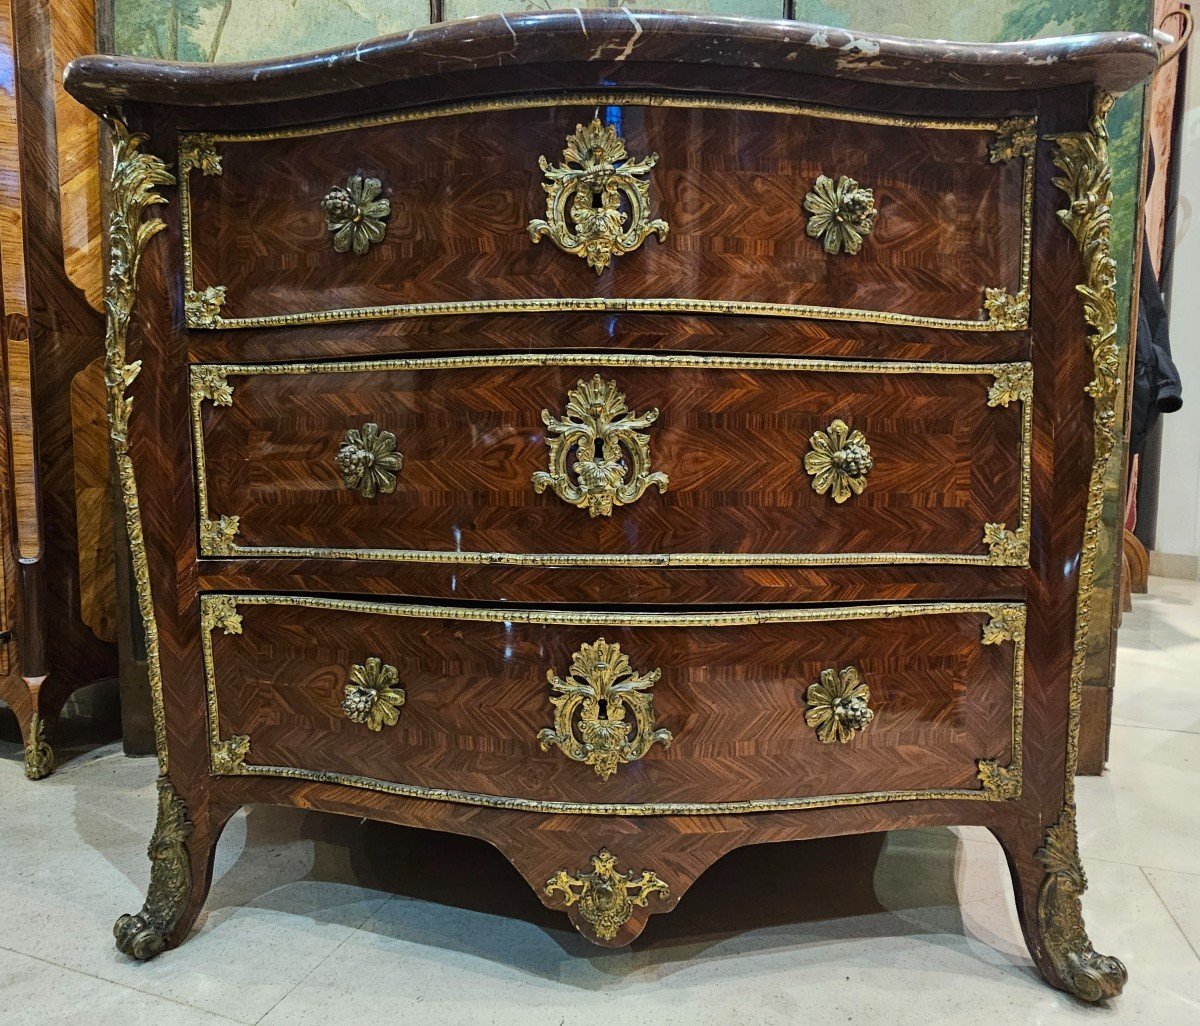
left=179, top=94, right=1034, bottom=333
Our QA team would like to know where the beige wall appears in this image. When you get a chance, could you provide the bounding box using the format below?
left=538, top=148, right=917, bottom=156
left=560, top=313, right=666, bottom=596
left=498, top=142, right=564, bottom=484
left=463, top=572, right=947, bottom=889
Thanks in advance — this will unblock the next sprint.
left=1158, top=29, right=1200, bottom=574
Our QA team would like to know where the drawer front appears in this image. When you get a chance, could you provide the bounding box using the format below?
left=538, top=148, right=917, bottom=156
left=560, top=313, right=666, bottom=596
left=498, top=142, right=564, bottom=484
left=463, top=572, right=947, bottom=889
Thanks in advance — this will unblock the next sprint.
left=191, top=353, right=1031, bottom=567
left=180, top=94, right=1033, bottom=332
left=202, top=595, right=1025, bottom=813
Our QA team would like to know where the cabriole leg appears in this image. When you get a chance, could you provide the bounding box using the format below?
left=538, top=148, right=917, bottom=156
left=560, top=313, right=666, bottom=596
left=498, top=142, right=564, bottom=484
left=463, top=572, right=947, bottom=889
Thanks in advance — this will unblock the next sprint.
left=991, top=811, right=1126, bottom=1002
left=115, top=775, right=234, bottom=960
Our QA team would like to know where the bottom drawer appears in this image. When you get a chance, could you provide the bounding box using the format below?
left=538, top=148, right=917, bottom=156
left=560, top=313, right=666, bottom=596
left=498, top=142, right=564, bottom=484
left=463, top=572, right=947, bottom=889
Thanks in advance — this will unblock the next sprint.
left=201, top=594, right=1025, bottom=814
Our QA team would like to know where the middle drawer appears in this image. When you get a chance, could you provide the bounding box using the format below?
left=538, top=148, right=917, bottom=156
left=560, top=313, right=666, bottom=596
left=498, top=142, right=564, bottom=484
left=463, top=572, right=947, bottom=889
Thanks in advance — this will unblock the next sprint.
left=191, top=352, right=1031, bottom=567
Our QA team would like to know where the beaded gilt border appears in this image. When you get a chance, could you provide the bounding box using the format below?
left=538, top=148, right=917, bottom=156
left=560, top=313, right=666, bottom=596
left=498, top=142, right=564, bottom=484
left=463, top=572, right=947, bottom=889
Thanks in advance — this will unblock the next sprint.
left=177, top=93, right=1035, bottom=332
left=190, top=353, right=1033, bottom=567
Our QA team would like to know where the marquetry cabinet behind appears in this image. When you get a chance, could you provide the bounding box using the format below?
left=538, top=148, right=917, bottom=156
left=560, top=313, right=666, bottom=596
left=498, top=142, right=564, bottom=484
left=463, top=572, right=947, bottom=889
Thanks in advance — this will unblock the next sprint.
left=0, top=0, right=119, bottom=780
left=65, top=10, right=1156, bottom=1001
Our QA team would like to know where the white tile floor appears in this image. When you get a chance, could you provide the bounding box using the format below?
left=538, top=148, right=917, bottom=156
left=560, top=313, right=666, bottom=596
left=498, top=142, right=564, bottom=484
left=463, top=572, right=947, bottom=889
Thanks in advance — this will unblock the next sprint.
left=3, top=578, right=1200, bottom=1025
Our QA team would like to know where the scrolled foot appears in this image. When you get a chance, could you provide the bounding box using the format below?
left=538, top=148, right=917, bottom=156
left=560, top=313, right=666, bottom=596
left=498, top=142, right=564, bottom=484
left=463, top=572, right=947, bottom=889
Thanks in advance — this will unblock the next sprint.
left=114, top=775, right=192, bottom=961
left=113, top=911, right=169, bottom=961
left=1055, top=947, right=1128, bottom=1003
left=1037, top=811, right=1127, bottom=1002
left=23, top=714, right=54, bottom=780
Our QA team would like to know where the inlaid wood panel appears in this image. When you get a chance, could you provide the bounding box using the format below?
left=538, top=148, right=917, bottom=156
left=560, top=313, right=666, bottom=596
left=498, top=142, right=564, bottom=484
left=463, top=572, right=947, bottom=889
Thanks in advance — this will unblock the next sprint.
left=51, top=0, right=101, bottom=310
left=204, top=595, right=1022, bottom=811
left=63, top=9, right=1156, bottom=979
left=0, top=0, right=36, bottom=562
left=193, top=354, right=1027, bottom=565
left=0, top=0, right=117, bottom=774
left=70, top=358, right=117, bottom=643
left=183, top=96, right=1031, bottom=331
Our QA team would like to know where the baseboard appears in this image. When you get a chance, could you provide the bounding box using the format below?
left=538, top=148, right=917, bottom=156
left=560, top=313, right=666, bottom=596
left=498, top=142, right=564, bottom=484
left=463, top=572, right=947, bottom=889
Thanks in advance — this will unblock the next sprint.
left=1148, top=550, right=1200, bottom=580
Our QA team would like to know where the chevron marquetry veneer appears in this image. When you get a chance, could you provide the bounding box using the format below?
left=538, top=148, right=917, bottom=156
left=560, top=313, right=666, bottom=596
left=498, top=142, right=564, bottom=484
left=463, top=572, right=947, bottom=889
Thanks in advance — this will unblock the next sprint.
left=65, top=10, right=1156, bottom=1000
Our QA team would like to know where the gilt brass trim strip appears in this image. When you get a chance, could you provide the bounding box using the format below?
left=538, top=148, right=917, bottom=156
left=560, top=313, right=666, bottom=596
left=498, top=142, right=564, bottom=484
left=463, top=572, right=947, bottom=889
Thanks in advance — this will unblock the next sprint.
left=201, top=600, right=223, bottom=766
left=1020, top=132, right=1036, bottom=331
left=1034, top=93, right=1128, bottom=1001
left=105, top=119, right=175, bottom=775
left=1053, top=95, right=1121, bottom=803
left=208, top=768, right=1000, bottom=816
left=194, top=353, right=1029, bottom=376
left=199, top=550, right=1009, bottom=568
left=181, top=296, right=1023, bottom=333
left=206, top=595, right=1014, bottom=626
left=178, top=92, right=1034, bottom=332
left=190, top=353, right=1032, bottom=568
left=197, top=94, right=1010, bottom=146
left=977, top=606, right=1026, bottom=799
left=201, top=594, right=1025, bottom=816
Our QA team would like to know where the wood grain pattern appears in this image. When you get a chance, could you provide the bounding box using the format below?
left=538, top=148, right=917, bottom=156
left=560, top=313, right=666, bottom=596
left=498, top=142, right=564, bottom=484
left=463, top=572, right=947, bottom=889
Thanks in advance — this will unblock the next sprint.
left=0, top=0, right=37, bottom=565
left=61, top=13, right=1149, bottom=987
left=50, top=0, right=101, bottom=310
left=196, top=558, right=1027, bottom=607
left=196, top=358, right=1023, bottom=562
left=0, top=0, right=116, bottom=767
left=70, top=357, right=117, bottom=643
left=188, top=101, right=1026, bottom=327
left=2, top=328, right=37, bottom=558
left=0, top=1, right=28, bottom=322
left=0, top=311, right=15, bottom=677
left=0, top=0, right=36, bottom=717
left=207, top=598, right=1017, bottom=807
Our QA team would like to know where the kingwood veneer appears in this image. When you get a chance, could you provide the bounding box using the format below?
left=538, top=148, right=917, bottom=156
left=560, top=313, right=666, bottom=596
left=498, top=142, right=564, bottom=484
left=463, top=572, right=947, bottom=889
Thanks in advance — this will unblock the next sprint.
left=0, top=0, right=118, bottom=780
left=64, top=11, right=1157, bottom=1000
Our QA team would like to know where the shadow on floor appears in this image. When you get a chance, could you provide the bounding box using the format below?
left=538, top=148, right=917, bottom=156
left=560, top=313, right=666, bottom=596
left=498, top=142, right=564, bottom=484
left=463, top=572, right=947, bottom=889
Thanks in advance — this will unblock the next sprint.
left=0, top=682, right=122, bottom=776
left=198, top=803, right=989, bottom=981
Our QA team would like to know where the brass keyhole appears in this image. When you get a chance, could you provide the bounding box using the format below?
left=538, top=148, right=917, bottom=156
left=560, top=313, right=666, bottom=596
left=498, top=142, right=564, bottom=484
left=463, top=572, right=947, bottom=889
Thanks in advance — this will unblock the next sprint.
left=537, top=638, right=673, bottom=780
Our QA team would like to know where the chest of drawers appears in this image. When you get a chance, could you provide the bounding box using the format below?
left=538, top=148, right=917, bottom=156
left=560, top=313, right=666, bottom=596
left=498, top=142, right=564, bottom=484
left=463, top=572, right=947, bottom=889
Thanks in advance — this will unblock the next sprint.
left=65, top=11, right=1157, bottom=1000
